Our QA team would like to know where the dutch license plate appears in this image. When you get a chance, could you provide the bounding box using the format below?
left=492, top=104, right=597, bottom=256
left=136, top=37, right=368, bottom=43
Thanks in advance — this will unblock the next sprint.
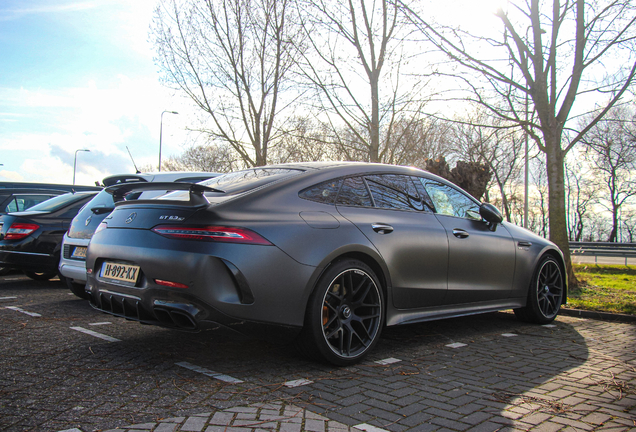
left=100, top=261, right=140, bottom=284
left=71, top=246, right=87, bottom=259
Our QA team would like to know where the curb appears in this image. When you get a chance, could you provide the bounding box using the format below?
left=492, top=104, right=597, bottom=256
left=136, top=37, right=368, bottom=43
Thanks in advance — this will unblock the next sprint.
left=560, top=307, right=636, bottom=323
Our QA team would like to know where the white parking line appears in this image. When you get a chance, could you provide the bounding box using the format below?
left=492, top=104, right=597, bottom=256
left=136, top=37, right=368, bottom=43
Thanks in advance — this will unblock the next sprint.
left=0, top=296, right=17, bottom=301
left=446, top=342, right=467, bottom=348
left=88, top=322, right=112, bottom=326
left=542, top=324, right=557, bottom=328
left=176, top=361, right=243, bottom=384
left=70, top=326, right=121, bottom=342
left=375, top=357, right=401, bottom=365
left=355, top=423, right=390, bottom=432
left=501, top=333, right=518, bottom=337
left=5, top=306, right=41, bottom=317
left=284, top=379, right=313, bottom=388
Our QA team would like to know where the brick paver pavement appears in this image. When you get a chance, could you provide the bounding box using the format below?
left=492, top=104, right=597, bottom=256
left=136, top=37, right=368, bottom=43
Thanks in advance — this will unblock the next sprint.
left=89, top=315, right=636, bottom=432
left=1, top=276, right=635, bottom=431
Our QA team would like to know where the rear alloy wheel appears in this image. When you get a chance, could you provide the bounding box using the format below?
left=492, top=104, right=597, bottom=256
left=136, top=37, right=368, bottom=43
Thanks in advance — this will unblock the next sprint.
left=514, top=256, right=564, bottom=324
left=23, top=270, right=57, bottom=281
left=66, top=278, right=90, bottom=300
left=298, top=259, right=384, bottom=366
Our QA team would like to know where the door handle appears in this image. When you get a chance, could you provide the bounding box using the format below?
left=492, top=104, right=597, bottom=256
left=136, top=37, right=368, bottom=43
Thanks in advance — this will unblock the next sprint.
left=452, top=228, right=469, bottom=239
left=372, top=223, right=394, bottom=234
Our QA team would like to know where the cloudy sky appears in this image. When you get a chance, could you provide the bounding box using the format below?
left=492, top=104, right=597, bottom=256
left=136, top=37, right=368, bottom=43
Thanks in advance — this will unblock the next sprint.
left=0, top=0, right=192, bottom=186
left=0, top=0, right=508, bottom=187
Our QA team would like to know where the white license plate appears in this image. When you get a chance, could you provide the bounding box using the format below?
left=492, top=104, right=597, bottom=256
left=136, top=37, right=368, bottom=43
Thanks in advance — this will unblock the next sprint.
left=100, top=261, right=140, bottom=283
left=71, top=246, right=87, bottom=259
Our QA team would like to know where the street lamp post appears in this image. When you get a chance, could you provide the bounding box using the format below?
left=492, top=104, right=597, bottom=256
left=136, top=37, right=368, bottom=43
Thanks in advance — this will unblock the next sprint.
left=524, top=93, right=529, bottom=229
left=73, top=149, right=90, bottom=185
left=159, top=110, right=179, bottom=172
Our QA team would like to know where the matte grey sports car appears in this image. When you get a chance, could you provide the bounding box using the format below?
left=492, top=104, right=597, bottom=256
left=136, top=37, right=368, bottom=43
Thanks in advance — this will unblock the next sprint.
left=86, top=162, right=566, bottom=365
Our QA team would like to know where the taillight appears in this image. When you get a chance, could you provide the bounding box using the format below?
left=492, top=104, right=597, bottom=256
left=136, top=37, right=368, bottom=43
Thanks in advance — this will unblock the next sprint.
left=155, top=279, right=188, bottom=289
left=5, top=223, right=40, bottom=240
left=151, top=225, right=272, bottom=245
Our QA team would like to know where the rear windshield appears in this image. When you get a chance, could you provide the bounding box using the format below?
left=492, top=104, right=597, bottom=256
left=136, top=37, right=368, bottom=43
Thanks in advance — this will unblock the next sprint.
left=23, top=192, right=95, bottom=212
left=200, top=168, right=303, bottom=195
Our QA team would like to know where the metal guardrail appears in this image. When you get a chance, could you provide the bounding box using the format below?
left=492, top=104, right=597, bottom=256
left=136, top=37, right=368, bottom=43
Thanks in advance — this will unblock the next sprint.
left=570, top=242, right=636, bottom=265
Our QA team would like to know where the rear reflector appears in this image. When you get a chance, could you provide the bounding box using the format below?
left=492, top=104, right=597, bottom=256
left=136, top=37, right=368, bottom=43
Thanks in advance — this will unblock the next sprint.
left=5, top=223, right=40, bottom=240
left=151, top=225, right=272, bottom=245
left=155, top=279, right=188, bottom=289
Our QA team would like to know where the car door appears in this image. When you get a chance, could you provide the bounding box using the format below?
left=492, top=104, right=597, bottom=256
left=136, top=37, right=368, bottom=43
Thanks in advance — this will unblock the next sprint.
left=419, top=179, right=516, bottom=304
left=335, top=175, right=449, bottom=309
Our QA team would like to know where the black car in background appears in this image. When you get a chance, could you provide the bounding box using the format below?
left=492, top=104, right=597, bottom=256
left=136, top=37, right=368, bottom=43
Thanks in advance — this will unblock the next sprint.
left=0, top=191, right=99, bottom=280
left=0, top=181, right=101, bottom=214
left=86, top=162, right=566, bottom=365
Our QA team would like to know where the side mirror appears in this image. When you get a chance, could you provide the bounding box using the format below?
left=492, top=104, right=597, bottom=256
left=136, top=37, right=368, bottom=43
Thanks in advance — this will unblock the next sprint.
left=480, top=203, right=503, bottom=231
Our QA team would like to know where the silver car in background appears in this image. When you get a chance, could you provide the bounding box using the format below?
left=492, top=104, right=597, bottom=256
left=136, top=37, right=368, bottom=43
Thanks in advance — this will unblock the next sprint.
left=60, top=172, right=218, bottom=299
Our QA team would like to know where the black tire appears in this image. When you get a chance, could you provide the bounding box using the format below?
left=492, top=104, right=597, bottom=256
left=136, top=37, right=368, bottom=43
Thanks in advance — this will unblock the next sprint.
left=23, top=270, right=57, bottom=281
left=514, top=255, right=564, bottom=324
left=0, top=267, right=11, bottom=276
left=66, top=278, right=90, bottom=300
left=297, top=259, right=384, bottom=366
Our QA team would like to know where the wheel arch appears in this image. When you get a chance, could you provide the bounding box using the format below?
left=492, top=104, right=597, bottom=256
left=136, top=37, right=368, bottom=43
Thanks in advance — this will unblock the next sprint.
left=302, top=247, right=391, bottom=323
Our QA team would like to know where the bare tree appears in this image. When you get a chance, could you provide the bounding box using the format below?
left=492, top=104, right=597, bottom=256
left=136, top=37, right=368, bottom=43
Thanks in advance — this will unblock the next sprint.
left=152, top=0, right=302, bottom=167
left=404, top=0, right=636, bottom=283
left=385, top=117, right=454, bottom=167
left=449, top=111, right=525, bottom=222
left=162, top=143, right=240, bottom=173
left=529, top=159, right=549, bottom=239
left=268, top=116, right=341, bottom=163
left=296, top=0, right=430, bottom=163
left=580, top=105, right=636, bottom=242
left=565, top=156, right=599, bottom=241
left=623, top=208, right=636, bottom=242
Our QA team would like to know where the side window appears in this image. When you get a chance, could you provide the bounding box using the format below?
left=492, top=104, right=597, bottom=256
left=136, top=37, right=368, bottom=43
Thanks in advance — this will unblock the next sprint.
left=421, top=180, right=481, bottom=220
left=364, top=174, right=425, bottom=211
left=5, top=198, right=18, bottom=212
left=336, top=177, right=373, bottom=207
left=411, top=176, right=436, bottom=212
left=18, top=194, right=56, bottom=211
left=299, top=179, right=343, bottom=204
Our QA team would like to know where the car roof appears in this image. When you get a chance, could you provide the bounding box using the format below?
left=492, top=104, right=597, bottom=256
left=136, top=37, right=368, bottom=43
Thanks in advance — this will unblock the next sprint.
left=0, top=182, right=102, bottom=193
left=0, top=188, right=69, bottom=196
left=102, top=172, right=220, bottom=186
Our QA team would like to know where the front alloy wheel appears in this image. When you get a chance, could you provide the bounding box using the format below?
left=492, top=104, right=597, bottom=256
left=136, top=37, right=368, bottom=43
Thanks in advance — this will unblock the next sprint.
left=298, top=259, right=384, bottom=366
left=515, top=255, right=564, bottom=324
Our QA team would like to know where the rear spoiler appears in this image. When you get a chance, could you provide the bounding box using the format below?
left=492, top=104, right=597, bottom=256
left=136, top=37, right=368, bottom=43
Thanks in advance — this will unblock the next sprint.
left=105, top=182, right=223, bottom=206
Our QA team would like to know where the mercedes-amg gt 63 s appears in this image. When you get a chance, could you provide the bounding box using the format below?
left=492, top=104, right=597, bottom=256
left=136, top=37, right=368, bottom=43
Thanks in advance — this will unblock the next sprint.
left=85, top=162, right=566, bottom=365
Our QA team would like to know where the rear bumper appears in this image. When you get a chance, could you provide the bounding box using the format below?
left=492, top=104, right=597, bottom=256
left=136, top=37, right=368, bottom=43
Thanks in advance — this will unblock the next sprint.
left=89, top=288, right=302, bottom=340
left=86, top=227, right=318, bottom=333
left=58, top=235, right=89, bottom=283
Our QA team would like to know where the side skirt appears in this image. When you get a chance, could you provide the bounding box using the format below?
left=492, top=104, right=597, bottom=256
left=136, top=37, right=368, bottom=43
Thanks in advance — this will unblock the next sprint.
left=386, top=298, right=527, bottom=327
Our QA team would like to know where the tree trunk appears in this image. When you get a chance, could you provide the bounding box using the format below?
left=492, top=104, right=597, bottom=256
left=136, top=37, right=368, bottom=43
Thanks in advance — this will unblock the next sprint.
left=608, top=201, right=618, bottom=242
left=369, top=75, right=380, bottom=163
left=545, top=136, right=577, bottom=287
